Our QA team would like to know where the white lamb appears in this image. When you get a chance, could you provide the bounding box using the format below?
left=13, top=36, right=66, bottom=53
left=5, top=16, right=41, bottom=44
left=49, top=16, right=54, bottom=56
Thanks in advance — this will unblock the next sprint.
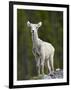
left=27, top=21, right=55, bottom=76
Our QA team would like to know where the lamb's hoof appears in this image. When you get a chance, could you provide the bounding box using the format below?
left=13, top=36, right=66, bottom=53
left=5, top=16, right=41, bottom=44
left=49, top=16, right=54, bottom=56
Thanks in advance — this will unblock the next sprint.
left=49, top=72, right=54, bottom=76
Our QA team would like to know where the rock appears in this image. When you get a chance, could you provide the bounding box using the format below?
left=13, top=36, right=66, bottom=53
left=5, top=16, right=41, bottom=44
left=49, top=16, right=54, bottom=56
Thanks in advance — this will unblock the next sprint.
left=42, top=69, right=63, bottom=79
left=42, top=75, right=51, bottom=79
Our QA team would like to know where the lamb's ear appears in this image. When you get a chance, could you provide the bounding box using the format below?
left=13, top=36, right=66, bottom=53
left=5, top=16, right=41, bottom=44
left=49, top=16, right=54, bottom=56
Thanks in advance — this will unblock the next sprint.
left=38, top=22, right=42, bottom=27
left=27, top=21, right=31, bottom=27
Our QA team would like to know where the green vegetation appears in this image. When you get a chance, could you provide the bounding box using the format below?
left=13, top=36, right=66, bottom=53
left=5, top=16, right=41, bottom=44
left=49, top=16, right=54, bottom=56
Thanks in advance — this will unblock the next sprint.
left=17, top=9, right=63, bottom=80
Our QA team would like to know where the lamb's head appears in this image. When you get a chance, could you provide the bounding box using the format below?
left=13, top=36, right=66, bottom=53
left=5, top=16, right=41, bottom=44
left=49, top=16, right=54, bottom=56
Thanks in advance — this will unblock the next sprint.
left=27, top=21, right=42, bottom=34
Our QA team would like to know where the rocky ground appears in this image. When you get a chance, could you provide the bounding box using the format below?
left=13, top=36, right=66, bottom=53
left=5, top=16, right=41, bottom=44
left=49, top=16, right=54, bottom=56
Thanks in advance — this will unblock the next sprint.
left=42, top=69, right=63, bottom=79
left=31, top=69, right=63, bottom=80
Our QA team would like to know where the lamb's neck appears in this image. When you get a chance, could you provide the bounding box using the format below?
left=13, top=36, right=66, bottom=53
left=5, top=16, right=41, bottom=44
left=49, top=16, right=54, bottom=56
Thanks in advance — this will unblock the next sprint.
left=32, top=32, right=39, bottom=47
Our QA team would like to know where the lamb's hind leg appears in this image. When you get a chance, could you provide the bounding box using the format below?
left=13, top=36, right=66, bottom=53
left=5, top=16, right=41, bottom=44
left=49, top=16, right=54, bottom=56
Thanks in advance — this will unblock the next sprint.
left=47, top=60, right=52, bottom=74
left=50, top=54, right=54, bottom=72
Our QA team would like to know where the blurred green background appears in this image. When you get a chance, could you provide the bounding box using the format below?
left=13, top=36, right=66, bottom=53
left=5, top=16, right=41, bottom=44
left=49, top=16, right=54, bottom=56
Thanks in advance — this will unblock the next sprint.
left=17, top=9, right=63, bottom=80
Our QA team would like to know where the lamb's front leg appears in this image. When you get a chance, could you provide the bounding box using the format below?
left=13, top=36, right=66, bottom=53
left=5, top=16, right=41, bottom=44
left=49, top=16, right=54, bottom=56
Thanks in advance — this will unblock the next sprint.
left=41, top=57, right=45, bottom=76
left=40, top=50, right=45, bottom=76
left=36, top=57, right=40, bottom=76
left=32, top=48, right=41, bottom=76
left=32, top=48, right=37, bottom=62
left=41, top=63, right=45, bottom=76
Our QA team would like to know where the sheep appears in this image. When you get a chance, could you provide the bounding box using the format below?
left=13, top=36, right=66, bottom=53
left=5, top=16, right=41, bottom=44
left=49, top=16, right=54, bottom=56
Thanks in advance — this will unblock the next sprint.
left=27, top=21, right=55, bottom=76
